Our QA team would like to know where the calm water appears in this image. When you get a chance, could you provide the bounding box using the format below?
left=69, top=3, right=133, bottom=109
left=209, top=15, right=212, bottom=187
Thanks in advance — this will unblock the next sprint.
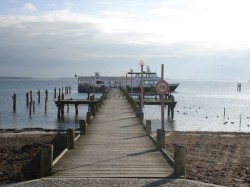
left=0, top=78, right=250, bottom=132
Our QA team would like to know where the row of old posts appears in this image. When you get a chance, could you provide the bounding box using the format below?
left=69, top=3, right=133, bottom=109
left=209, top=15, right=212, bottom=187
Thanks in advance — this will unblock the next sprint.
left=12, top=86, right=71, bottom=116
left=40, top=90, right=108, bottom=177
left=120, top=86, right=186, bottom=178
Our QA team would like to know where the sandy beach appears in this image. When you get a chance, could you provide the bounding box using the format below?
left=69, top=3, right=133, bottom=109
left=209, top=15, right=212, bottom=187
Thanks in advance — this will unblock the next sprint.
left=0, top=129, right=249, bottom=186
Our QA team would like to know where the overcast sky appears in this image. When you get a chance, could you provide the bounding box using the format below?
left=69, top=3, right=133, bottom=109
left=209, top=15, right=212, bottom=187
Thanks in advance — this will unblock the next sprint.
left=0, top=0, right=249, bottom=80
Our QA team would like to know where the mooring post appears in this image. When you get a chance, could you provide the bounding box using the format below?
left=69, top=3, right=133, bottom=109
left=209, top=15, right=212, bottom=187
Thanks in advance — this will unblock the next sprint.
left=69, top=86, right=71, bottom=94
left=86, top=111, right=91, bottom=124
left=67, top=129, right=75, bottom=149
left=167, top=105, right=170, bottom=118
left=79, top=120, right=87, bottom=135
left=54, top=87, right=56, bottom=99
left=12, top=93, right=16, bottom=112
left=91, top=106, right=96, bottom=117
left=57, top=96, right=61, bottom=120
left=40, top=144, right=53, bottom=177
left=75, top=104, right=78, bottom=115
left=59, top=88, right=61, bottom=100
left=30, top=91, right=33, bottom=103
left=33, top=101, right=35, bottom=112
left=45, top=97, right=48, bottom=113
left=26, top=92, right=29, bottom=107
left=157, top=129, right=166, bottom=149
left=45, top=89, right=48, bottom=99
left=67, top=104, right=69, bottom=113
left=174, top=144, right=186, bottom=177
left=146, top=120, right=152, bottom=135
left=37, top=89, right=40, bottom=104
left=171, top=107, right=174, bottom=119
left=224, top=107, right=225, bottom=117
left=29, top=101, right=32, bottom=116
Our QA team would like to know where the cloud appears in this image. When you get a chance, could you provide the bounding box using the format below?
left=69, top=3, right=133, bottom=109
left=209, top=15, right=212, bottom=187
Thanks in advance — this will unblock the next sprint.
left=22, top=3, right=37, bottom=12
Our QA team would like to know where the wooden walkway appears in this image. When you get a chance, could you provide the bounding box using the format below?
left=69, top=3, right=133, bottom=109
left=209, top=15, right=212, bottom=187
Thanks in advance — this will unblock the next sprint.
left=52, top=88, right=173, bottom=178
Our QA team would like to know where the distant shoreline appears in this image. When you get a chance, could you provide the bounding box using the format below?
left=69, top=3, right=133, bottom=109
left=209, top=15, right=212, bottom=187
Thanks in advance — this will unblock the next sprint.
left=0, top=76, right=32, bottom=79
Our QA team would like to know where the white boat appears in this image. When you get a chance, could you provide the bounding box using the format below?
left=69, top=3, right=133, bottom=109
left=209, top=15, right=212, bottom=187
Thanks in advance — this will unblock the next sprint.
left=78, top=67, right=179, bottom=93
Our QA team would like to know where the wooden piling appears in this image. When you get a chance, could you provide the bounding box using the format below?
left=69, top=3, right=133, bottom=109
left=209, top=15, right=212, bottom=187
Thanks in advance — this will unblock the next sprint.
left=45, top=98, right=48, bottom=113
left=69, top=86, right=71, bottom=94
left=75, top=104, right=78, bottom=115
left=40, top=144, right=53, bottom=177
left=79, top=120, right=87, bottom=135
left=33, top=101, right=35, bottom=112
left=157, top=129, right=166, bottom=149
left=26, top=92, right=29, bottom=107
left=29, top=101, right=32, bottom=116
left=174, top=144, right=186, bottom=177
left=86, top=112, right=91, bottom=124
left=54, top=87, right=57, bottom=99
left=146, top=120, right=151, bottom=135
left=171, top=107, right=174, bottom=119
left=45, top=89, right=48, bottom=99
left=67, top=129, right=75, bottom=149
left=57, top=96, right=61, bottom=119
left=12, top=93, right=16, bottom=112
left=67, top=104, right=69, bottom=113
left=30, top=91, right=32, bottom=103
left=37, top=89, right=41, bottom=104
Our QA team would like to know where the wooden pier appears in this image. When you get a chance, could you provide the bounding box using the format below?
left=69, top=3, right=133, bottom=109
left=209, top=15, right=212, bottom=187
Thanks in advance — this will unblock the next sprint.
left=52, top=88, right=174, bottom=178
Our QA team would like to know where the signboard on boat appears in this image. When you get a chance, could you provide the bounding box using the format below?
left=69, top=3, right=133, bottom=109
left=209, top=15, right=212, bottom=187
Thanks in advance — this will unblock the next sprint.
left=156, top=80, right=169, bottom=95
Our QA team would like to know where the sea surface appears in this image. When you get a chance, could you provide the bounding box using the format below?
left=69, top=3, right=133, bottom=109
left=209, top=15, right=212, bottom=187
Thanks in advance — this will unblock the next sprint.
left=0, top=78, right=250, bottom=132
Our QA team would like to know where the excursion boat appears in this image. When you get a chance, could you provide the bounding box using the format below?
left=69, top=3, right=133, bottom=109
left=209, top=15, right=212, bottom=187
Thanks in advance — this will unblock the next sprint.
left=78, top=67, right=179, bottom=94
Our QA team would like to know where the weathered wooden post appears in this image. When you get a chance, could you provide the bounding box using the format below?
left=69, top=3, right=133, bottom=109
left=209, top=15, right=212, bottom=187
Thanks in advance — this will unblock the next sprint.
left=30, top=91, right=33, bottom=103
left=91, top=106, right=96, bottom=117
left=29, top=101, right=32, bottom=116
left=40, top=144, right=53, bottom=177
left=171, top=107, right=174, bottom=119
left=67, top=104, right=69, bottom=113
left=75, top=104, right=78, bottom=115
left=67, top=129, right=75, bottom=149
left=45, top=89, right=48, bottom=100
left=45, top=98, right=48, bottom=113
left=79, top=120, right=87, bottom=135
left=33, top=101, right=35, bottom=112
left=174, top=144, right=186, bottom=177
left=59, top=88, right=61, bottom=100
left=12, top=93, right=16, bottom=112
left=37, top=89, right=40, bottom=104
left=157, top=129, right=166, bottom=149
left=86, top=111, right=91, bottom=124
left=11, top=93, right=16, bottom=112
left=167, top=106, right=170, bottom=118
left=57, top=96, right=61, bottom=120
left=54, top=87, right=56, bottom=99
left=69, top=86, right=71, bottom=94
left=26, top=92, right=29, bottom=107
left=224, top=107, right=226, bottom=117
left=146, top=120, right=152, bottom=135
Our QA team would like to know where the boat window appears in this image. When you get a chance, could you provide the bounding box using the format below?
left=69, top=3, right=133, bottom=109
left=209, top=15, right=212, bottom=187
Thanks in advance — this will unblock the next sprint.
left=96, top=81, right=103, bottom=84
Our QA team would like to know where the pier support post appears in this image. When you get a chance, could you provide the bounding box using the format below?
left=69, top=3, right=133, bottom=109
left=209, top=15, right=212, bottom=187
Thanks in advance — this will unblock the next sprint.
left=40, top=144, right=53, bottom=177
left=45, top=98, right=48, bottom=113
left=33, top=101, right=35, bottom=112
left=174, top=144, right=186, bottom=177
left=26, top=92, right=29, bottom=107
left=86, top=112, right=91, bottom=124
left=75, top=104, right=78, bottom=115
left=54, top=87, right=56, bottom=99
left=79, top=120, right=87, bottom=135
left=146, top=120, right=152, bottom=135
left=57, top=96, right=61, bottom=120
left=157, top=129, right=166, bottom=149
left=67, top=129, right=75, bottom=149
left=37, top=89, right=40, bottom=104
left=12, top=93, right=16, bottom=112
left=171, top=107, right=174, bottom=119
